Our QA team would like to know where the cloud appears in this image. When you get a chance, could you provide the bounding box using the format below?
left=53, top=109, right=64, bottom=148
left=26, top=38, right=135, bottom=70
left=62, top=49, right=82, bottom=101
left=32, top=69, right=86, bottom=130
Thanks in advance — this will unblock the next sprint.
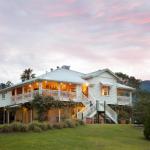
left=0, top=0, right=150, bottom=83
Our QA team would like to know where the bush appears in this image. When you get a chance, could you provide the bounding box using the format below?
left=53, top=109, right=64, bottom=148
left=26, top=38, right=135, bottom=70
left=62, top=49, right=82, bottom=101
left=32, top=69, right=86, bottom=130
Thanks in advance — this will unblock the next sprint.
left=10, top=122, right=28, bottom=132
left=144, top=117, right=150, bottom=140
left=64, top=119, right=76, bottom=128
left=0, top=122, right=28, bottom=133
left=0, top=124, right=12, bottom=133
left=53, top=123, right=65, bottom=129
left=28, top=121, right=50, bottom=131
left=76, top=120, right=85, bottom=126
left=33, top=126, right=42, bottom=132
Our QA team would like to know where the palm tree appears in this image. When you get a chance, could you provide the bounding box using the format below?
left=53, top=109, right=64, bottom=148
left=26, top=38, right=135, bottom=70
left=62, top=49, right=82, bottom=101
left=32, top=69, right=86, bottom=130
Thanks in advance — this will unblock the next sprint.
left=21, top=68, right=36, bottom=82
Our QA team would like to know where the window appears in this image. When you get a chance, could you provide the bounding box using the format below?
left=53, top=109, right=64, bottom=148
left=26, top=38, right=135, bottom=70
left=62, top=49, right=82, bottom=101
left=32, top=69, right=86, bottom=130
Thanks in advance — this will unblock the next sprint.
left=2, top=93, right=6, bottom=99
left=101, top=86, right=110, bottom=96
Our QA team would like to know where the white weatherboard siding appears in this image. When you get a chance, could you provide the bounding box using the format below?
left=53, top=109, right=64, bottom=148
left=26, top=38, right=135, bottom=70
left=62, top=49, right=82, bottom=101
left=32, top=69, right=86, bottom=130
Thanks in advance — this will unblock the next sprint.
left=87, top=72, right=118, bottom=104
left=0, top=91, right=12, bottom=107
left=0, top=68, right=134, bottom=108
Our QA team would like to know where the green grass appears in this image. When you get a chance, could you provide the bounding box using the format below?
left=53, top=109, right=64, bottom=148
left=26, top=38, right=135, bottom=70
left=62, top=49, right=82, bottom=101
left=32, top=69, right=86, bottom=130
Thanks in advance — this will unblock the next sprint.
left=0, top=125, right=149, bottom=150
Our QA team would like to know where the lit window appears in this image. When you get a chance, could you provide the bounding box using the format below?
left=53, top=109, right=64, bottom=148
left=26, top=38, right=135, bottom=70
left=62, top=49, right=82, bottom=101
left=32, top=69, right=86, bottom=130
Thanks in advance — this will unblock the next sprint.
left=101, top=86, right=110, bottom=96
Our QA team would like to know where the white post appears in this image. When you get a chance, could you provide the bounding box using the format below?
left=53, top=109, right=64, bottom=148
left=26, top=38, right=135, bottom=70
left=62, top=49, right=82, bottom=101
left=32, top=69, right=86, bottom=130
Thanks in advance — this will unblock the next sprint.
left=58, top=83, right=61, bottom=98
left=30, top=109, right=33, bottom=123
left=39, top=82, right=43, bottom=95
left=7, top=110, right=10, bottom=124
left=129, top=91, right=132, bottom=106
left=3, top=108, right=5, bottom=124
left=22, top=86, right=25, bottom=100
left=58, top=109, right=61, bottom=123
left=15, top=89, right=17, bottom=102
left=76, top=85, right=82, bottom=100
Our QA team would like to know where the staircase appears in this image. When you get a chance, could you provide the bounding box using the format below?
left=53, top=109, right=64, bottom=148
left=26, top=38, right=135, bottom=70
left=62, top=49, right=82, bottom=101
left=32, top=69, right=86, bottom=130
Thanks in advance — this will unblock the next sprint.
left=77, top=94, right=118, bottom=124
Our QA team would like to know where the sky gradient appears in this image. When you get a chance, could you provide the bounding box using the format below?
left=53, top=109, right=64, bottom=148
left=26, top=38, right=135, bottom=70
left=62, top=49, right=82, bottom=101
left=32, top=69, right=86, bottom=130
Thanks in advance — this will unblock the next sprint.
left=0, top=0, right=150, bottom=83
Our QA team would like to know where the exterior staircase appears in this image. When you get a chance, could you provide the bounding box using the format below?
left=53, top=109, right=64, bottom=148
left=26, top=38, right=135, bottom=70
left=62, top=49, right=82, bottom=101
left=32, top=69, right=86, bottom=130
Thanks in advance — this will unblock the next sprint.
left=77, top=94, right=118, bottom=124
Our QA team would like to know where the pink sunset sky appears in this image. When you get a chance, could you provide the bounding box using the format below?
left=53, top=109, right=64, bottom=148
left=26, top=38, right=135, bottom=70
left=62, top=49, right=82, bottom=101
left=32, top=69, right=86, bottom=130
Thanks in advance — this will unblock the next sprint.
left=0, top=0, right=150, bottom=83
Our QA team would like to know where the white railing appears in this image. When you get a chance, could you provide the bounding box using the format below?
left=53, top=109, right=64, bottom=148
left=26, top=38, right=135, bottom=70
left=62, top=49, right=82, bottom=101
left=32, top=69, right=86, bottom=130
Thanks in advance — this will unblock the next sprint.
left=11, top=90, right=76, bottom=104
left=117, top=96, right=131, bottom=106
left=77, top=93, right=97, bottom=120
left=105, top=104, right=118, bottom=124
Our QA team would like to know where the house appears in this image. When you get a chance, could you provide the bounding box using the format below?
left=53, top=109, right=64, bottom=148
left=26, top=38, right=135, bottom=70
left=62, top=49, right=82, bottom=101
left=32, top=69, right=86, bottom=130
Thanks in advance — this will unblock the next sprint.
left=0, top=65, right=134, bottom=124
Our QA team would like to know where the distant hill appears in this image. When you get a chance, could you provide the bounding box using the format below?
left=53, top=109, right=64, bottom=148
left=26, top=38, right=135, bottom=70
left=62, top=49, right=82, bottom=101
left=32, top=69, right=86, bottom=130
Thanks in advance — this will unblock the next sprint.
left=140, top=80, right=150, bottom=92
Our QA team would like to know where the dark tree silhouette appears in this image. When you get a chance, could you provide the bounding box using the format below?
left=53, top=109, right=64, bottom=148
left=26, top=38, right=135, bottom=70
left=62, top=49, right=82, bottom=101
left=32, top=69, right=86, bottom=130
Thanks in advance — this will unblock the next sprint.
left=21, top=68, right=36, bottom=82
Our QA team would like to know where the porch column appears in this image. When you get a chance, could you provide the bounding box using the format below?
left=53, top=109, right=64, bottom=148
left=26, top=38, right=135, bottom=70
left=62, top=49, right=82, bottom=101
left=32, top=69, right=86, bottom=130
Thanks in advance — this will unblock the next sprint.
left=30, top=109, right=33, bottom=123
left=15, top=88, right=17, bottom=102
left=76, top=85, right=82, bottom=100
left=58, top=83, right=61, bottom=98
left=7, top=110, right=10, bottom=124
left=22, top=86, right=25, bottom=100
left=39, top=82, right=43, bottom=95
left=58, top=109, right=61, bottom=123
left=3, top=108, right=5, bottom=124
left=129, top=92, right=132, bottom=106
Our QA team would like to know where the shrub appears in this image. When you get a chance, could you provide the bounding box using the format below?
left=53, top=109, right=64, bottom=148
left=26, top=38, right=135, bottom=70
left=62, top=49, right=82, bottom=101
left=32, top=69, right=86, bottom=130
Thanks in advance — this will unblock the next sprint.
left=47, top=124, right=53, bottom=129
left=53, top=123, right=64, bottom=129
left=33, top=126, right=42, bottom=132
left=64, top=119, right=76, bottom=128
left=0, top=124, right=12, bottom=133
left=0, top=122, right=28, bottom=133
left=39, top=122, right=49, bottom=131
left=77, top=120, right=85, bottom=126
left=10, top=122, right=28, bottom=132
left=144, top=117, right=150, bottom=140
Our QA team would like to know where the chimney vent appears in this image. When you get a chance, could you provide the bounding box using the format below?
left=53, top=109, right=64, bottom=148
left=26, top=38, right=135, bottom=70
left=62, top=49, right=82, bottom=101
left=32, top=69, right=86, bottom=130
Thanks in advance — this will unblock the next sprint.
left=61, top=65, right=70, bottom=70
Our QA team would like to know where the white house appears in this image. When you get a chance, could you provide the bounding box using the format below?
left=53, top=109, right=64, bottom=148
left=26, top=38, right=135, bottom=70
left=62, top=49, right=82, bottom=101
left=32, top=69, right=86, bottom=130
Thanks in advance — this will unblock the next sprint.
left=0, top=65, right=134, bottom=124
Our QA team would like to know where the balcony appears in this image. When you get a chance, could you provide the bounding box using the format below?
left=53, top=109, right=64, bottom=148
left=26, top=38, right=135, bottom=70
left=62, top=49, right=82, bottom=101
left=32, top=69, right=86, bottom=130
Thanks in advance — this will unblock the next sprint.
left=117, top=96, right=131, bottom=106
left=11, top=90, right=76, bottom=105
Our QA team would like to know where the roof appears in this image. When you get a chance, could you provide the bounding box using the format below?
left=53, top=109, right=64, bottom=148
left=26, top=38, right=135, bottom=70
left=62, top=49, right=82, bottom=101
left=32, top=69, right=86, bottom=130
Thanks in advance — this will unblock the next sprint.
left=83, top=68, right=121, bottom=81
left=38, top=68, right=86, bottom=84
left=0, top=68, right=86, bottom=93
left=0, top=67, right=133, bottom=92
left=116, top=83, right=135, bottom=90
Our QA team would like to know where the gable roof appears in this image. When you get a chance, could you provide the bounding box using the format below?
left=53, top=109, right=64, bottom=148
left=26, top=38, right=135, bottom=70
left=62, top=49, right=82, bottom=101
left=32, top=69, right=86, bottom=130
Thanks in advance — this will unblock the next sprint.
left=38, top=68, right=86, bottom=84
left=83, top=68, right=121, bottom=81
left=0, top=68, right=86, bottom=93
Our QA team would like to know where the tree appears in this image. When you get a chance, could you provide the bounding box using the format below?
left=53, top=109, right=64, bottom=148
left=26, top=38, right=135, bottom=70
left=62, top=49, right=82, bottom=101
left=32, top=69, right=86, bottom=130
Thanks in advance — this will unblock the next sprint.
left=115, top=72, right=141, bottom=89
left=0, top=81, right=13, bottom=89
left=21, top=68, right=36, bottom=82
left=133, top=91, right=150, bottom=140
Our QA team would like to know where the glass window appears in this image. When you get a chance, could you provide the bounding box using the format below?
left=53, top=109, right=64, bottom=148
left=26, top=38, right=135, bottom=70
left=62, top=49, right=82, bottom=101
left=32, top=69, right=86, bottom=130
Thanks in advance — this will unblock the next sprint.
left=101, top=86, right=110, bottom=96
left=2, top=93, right=6, bottom=99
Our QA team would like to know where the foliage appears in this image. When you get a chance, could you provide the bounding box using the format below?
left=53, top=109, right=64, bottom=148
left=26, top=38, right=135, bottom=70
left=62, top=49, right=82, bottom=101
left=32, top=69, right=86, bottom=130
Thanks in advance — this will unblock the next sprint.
left=144, top=116, right=150, bottom=140
left=28, top=121, right=49, bottom=131
left=133, top=91, right=150, bottom=124
left=115, top=72, right=141, bottom=89
left=31, top=94, right=76, bottom=122
left=0, top=122, right=28, bottom=133
left=0, top=81, right=13, bottom=89
left=0, top=119, right=84, bottom=133
left=21, top=68, right=36, bottom=82
left=64, top=119, right=76, bottom=128
left=133, top=91, right=150, bottom=140
left=118, top=111, right=130, bottom=120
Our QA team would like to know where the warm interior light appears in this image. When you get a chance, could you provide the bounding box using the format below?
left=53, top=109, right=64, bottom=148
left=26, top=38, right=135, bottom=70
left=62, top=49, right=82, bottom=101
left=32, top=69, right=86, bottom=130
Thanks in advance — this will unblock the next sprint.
left=85, top=82, right=89, bottom=86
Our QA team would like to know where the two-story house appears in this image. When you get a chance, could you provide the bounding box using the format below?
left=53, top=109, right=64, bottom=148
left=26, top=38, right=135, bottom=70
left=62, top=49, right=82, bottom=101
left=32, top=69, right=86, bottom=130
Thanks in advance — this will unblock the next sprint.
left=0, top=66, right=134, bottom=124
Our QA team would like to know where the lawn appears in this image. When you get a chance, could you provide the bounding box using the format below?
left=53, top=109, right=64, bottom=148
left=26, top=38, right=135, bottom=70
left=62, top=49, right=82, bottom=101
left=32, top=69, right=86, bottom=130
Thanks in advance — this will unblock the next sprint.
left=0, top=125, right=149, bottom=150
